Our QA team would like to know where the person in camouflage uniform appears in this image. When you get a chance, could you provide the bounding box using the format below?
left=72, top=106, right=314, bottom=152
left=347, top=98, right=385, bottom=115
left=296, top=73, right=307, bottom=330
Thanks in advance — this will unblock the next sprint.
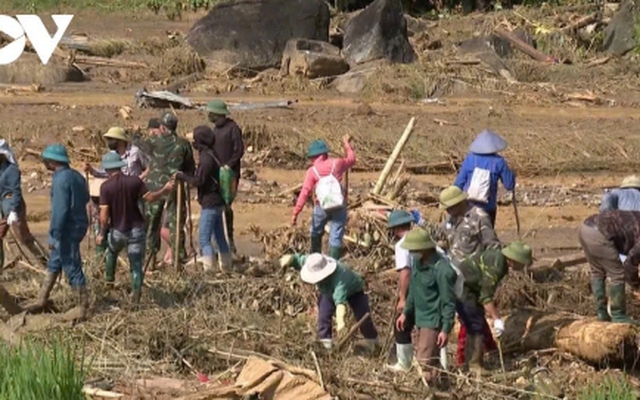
left=434, top=186, right=501, bottom=373
left=133, top=112, right=195, bottom=266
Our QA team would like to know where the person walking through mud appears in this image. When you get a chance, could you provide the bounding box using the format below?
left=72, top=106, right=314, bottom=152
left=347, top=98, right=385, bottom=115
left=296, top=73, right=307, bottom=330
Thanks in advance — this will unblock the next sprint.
left=453, top=129, right=516, bottom=227
left=0, top=139, right=48, bottom=269
left=280, top=252, right=379, bottom=352
left=579, top=210, right=640, bottom=324
left=434, top=186, right=502, bottom=369
left=28, top=144, right=90, bottom=322
left=455, top=241, right=532, bottom=375
left=385, top=210, right=417, bottom=372
left=98, top=152, right=173, bottom=303
left=206, top=100, right=244, bottom=258
left=395, top=228, right=456, bottom=385
left=133, top=112, right=195, bottom=269
left=291, top=135, right=355, bottom=260
left=174, top=125, right=232, bottom=273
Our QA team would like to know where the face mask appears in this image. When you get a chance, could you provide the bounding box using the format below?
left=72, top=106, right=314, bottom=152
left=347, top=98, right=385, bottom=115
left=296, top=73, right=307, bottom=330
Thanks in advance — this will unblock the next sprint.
left=409, top=251, right=423, bottom=261
left=207, top=113, right=218, bottom=124
left=107, top=140, right=118, bottom=150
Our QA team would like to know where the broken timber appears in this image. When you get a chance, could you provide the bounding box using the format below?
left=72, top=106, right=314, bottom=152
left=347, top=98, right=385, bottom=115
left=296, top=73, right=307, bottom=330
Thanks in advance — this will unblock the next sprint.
left=372, top=117, right=416, bottom=196
left=494, top=28, right=557, bottom=64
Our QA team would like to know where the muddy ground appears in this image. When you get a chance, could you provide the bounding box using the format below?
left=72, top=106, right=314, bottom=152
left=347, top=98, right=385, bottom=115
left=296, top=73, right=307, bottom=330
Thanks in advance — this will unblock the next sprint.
left=1, top=7, right=640, bottom=400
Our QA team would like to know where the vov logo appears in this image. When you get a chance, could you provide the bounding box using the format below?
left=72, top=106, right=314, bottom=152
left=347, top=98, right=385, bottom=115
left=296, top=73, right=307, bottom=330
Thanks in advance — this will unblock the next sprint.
left=0, top=15, right=74, bottom=66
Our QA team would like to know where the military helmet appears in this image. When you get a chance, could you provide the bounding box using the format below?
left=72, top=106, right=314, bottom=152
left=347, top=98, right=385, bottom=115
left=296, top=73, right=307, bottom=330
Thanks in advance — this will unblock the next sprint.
left=160, top=112, right=178, bottom=129
left=387, top=210, right=414, bottom=229
left=400, top=228, right=436, bottom=251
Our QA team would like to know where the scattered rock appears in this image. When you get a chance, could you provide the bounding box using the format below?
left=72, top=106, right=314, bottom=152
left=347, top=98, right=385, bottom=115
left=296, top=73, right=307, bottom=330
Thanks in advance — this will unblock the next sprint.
left=71, top=126, right=85, bottom=132
left=603, top=0, right=637, bottom=56
left=458, top=36, right=516, bottom=83
left=342, top=0, right=415, bottom=65
left=280, top=39, right=350, bottom=79
left=186, top=0, right=330, bottom=71
left=331, top=62, right=381, bottom=94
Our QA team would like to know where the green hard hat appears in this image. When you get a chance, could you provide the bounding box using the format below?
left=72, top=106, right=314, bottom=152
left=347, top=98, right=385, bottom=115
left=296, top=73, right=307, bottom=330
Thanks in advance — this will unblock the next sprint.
left=439, top=186, right=468, bottom=209
left=306, top=140, right=330, bottom=158
left=206, top=99, right=230, bottom=115
left=401, top=228, right=436, bottom=251
left=387, top=210, right=414, bottom=229
left=41, top=144, right=70, bottom=164
left=160, top=112, right=178, bottom=128
left=101, top=151, right=126, bottom=171
left=502, top=241, right=533, bottom=265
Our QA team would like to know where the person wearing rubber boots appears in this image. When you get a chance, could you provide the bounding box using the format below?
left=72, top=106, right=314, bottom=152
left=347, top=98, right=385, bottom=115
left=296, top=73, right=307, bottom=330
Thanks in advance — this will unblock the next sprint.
left=0, top=139, right=48, bottom=269
left=579, top=210, right=640, bottom=324
left=98, top=152, right=174, bottom=303
left=385, top=209, right=417, bottom=372
left=28, top=144, right=90, bottom=322
left=280, top=252, right=379, bottom=351
left=206, top=100, right=244, bottom=258
left=133, top=112, right=195, bottom=268
left=395, top=229, right=457, bottom=384
left=453, top=130, right=516, bottom=227
left=292, top=135, right=355, bottom=260
left=434, top=186, right=501, bottom=368
left=174, top=126, right=232, bottom=273
left=456, top=241, right=533, bottom=375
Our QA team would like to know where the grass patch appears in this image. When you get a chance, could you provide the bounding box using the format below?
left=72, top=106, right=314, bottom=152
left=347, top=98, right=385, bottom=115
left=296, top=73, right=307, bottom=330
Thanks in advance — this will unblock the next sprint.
left=578, top=376, right=637, bottom=400
left=0, top=338, right=86, bottom=399
left=0, top=0, right=227, bottom=16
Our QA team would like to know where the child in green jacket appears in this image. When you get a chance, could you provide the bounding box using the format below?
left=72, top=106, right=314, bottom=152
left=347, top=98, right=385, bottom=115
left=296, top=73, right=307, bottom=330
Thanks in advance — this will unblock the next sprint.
left=280, top=252, right=379, bottom=350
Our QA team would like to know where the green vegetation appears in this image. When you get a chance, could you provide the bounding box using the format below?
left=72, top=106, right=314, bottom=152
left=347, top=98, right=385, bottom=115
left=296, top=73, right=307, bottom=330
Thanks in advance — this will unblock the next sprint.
left=0, top=338, right=86, bottom=399
left=578, top=376, right=638, bottom=400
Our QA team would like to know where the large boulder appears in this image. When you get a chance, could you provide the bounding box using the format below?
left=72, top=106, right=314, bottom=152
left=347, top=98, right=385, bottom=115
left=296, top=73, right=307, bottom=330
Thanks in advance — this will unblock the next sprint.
left=186, top=0, right=330, bottom=71
left=342, top=0, right=415, bottom=65
left=603, top=0, right=637, bottom=56
left=280, top=39, right=350, bottom=79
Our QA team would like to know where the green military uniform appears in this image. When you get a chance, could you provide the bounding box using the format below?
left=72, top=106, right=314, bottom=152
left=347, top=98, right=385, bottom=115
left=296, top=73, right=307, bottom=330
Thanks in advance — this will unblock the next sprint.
left=133, top=113, right=195, bottom=263
left=459, top=248, right=508, bottom=307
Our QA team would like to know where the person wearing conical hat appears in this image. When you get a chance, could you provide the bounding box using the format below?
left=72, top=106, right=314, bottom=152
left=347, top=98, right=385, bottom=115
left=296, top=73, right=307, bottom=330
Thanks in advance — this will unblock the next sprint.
left=600, top=175, right=640, bottom=212
left=0, top=139, right=48, bottom=270
left=279, top=252, right=379, bottom=351
left=395, top=228, right=457, bottom=384
left=453, top=129, right=515, bottom=227
left=455, top=241, right=533, bottom=375
left=384, top=210, right=417, bottom=372
left=292, top=135, right=355, bottom=260
left=27, top=144, right=90, bottom=322
left=206, top=99, right=244, bottom=258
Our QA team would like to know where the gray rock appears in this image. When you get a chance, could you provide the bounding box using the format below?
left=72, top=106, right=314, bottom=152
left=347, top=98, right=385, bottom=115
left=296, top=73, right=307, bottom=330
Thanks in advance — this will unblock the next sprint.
left=342, top=0, right=415, bottom=65
left=603, top=0, right=637, bottom=56
left=186, top=0, right=330, bottom=71
left=331, top=62, right=382, bottom=93
left=280, top=39, right=350, bottom=79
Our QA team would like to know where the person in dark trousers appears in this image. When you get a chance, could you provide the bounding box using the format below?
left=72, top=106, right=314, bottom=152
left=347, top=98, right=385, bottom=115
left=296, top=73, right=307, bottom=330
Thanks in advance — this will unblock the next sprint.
left=174, top=126, right=231, bottom=272
left=206, top=99, right=244, bottom=257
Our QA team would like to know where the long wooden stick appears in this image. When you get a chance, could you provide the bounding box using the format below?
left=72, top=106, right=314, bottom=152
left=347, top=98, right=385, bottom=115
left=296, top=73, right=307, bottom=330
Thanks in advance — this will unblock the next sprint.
left=513, top=189, right=521, bottom=238
left=185, top=184, right=197, bottom=267
left=372, top=118, right=416, bottom=195
left=335, top=312, right=370, bottom=351
left=174, top=182, right=183, bottom=273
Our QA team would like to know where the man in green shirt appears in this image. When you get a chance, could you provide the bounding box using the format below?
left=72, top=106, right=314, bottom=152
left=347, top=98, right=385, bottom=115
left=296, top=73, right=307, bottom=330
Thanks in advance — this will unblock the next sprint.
left=395, top=228, right=457, bottom=383
left=457, top=241, right=533, bottom=375
left=280, top=252, right=379, bottom=351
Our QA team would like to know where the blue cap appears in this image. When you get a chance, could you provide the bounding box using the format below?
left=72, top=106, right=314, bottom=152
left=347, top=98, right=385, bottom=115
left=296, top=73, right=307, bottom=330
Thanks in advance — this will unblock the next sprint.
left=42, top=144, right=70, bottom=164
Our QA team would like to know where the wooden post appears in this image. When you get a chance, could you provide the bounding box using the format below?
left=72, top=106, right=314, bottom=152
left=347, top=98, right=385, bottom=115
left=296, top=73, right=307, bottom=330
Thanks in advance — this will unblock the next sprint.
left=372, top=118, right=415, bottom=196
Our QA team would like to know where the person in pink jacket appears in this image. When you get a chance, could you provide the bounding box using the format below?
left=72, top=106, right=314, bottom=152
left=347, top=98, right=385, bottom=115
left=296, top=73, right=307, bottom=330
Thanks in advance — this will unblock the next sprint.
left=292, top=135, right=355, bottom=260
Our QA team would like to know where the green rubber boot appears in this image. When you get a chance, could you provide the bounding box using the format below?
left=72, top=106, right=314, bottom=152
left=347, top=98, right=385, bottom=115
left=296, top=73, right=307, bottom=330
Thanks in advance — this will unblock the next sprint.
left=329, top=246, right=342, bottom=260
left=310, top=235, right=322, bottom=254
left=609, top=284, right=637, bottom=324
left=591, top=278, right=610, bottom=321
left=104, top=248, right=117, bottom=283
left=129, top=253, right=144, bottom=304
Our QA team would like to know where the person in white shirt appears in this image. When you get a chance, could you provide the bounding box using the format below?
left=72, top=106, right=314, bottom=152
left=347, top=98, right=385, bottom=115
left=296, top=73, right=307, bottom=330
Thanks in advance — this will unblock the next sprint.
left=385, top=210, right=416, bottom=372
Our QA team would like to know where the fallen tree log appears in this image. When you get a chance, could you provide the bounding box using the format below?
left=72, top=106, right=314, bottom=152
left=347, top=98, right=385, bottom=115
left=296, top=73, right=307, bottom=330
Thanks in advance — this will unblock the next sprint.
left=453, top=309, right=640, bottom=366
left=527, top=252, right=587, bottom=281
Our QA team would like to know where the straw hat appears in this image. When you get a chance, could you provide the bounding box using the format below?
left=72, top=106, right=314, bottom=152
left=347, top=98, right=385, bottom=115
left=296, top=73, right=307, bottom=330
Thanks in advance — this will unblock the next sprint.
left=620, top=175, right=640, bottom=189
left=89, top=177, right=106, bottom=198
left=300, top=253, right=337, bottom=284
left=439, top=186, right=468, bottom=209
left=502, top=241, right=533, bottom=265
left=400, top=228, right=436, bottom=251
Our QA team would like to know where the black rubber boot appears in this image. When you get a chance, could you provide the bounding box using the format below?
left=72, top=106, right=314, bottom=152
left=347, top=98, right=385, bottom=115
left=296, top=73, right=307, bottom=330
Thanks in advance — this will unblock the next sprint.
left=310, top=235, right=323, bottom=254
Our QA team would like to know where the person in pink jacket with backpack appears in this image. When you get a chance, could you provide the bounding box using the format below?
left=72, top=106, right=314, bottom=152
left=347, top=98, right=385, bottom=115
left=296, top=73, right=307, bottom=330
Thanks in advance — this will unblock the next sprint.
left=291, top=135, right=355, bottom=260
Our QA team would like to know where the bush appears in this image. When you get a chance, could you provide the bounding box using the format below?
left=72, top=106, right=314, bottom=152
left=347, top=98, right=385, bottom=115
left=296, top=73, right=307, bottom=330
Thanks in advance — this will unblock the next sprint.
left=578, top=376, right=637, bottom=400
left=0, top=339, right=86, bottom=399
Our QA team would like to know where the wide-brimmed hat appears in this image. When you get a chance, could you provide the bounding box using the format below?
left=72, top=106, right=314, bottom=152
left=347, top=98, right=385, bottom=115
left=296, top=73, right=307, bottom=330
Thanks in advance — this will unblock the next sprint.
left=502, top=241, right=533, bottom=265
left=300, top=253, right=338, bottom=284
left=469, top=129, right=508, bottom=155
left=400, top=228, right=436, bottom=251
left=42, top=144, right=70, bottom=164
left=307, top=140, right=330, bottom=158
left=103, top=127, right=129, bottom=142
left=620, top=175, right=640, bottom=189
left=206, top=99, right=230, bottom=115
left=101, top=151, right=126, bottom=171
left=89, top=177, right=107, bottom=198
left=439, top=186, right=468, bottom=209
left=387, top=210, right=414, bottom=229
left=0, top=139, right=17, bottom=165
